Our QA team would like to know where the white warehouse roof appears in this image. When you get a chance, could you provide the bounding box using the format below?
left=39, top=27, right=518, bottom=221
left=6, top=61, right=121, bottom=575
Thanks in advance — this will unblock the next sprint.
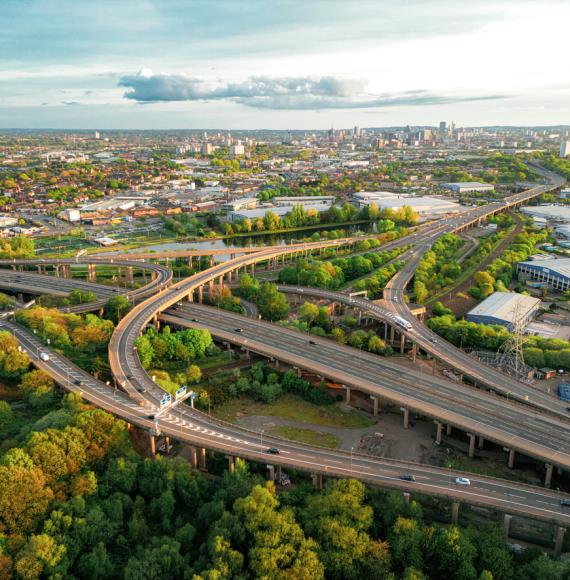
left=467, top=292, right=541, bottom=326
left=518, top=258, right=570, bottom=280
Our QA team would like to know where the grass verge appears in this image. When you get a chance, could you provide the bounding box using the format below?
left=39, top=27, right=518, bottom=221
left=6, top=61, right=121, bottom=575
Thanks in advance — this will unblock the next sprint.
left=268, top=425, right=340, bottom=449
left=213, top=393, right=376, bottom=428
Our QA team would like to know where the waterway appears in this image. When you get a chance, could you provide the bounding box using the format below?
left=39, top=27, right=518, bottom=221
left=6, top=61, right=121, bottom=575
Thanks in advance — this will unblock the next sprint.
left=104, top=223, right=376, bottom=261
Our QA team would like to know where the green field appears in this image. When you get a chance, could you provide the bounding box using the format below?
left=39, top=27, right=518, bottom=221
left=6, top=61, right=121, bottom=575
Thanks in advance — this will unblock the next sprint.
left=213, top=393, right=376, bottom=428
left=268, top=425, right=340, bottom=449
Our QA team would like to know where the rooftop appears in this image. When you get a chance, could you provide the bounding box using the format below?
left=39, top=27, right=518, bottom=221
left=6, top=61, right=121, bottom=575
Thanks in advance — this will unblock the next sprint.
left=467, top=291, right=541, bottom=323
left=519, top=257, right=570, bottom=278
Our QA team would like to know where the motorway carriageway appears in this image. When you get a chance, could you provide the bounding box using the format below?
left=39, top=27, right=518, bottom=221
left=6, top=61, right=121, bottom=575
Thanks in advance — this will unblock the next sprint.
left=276, top=284, right=570, bottom=417
left=161, top=303, right=570, bottom=471
left=4, top=318, right=570, bottom=527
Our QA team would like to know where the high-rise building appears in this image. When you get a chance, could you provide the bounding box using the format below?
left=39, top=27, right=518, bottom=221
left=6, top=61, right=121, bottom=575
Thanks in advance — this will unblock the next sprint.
left=201, top=143, right=213, bottom=156
left=439, top=121, right=446, bottom=131
left=353, top=126, right=361, bottom=137
left=560, top=140, right=570, bottom=158
left=230, top=141, right=245, bottom=156
left=94, top=131, right=100, bottom=140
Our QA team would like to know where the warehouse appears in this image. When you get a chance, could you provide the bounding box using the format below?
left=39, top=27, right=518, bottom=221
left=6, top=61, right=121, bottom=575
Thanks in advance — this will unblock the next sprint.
left=441, top=182, right=495, bottom=194
left=466, top=291, right=541, bottom=329
left=517, top=258, right=570, bottom=292
left=227, top=202, right=332, bottom=223
left=351, top=191, right=462, bottom=217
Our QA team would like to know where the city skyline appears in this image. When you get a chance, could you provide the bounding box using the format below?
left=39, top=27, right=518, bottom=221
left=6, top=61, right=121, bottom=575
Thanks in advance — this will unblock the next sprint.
left=2, top=0, right=570, bottom=129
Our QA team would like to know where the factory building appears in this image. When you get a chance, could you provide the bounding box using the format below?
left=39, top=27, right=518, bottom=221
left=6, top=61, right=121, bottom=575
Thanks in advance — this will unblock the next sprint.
left=517, top=258, right=570, bottom=292
left=466, top=292, right=541, bottom=329
left=227, top=202, right=332, bottom=223
left=352, top=191, right=462, bottom=216
left=441, top=182, right=495, bottom=194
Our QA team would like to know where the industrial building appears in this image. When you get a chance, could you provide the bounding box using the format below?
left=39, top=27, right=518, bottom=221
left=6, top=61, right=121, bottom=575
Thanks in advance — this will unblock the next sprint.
left=352, top=191, right=462, bottom=217
left=273, top=196, right=335, bottom=207
left=521, top=204, right=570, bottom=223
left=441, top=182, right=495, bottom=194
left=227, top=202, right=332, bottom=223
left=466, top=291, right=541, bottom=329
left=517, top=258, right=570, bottom=292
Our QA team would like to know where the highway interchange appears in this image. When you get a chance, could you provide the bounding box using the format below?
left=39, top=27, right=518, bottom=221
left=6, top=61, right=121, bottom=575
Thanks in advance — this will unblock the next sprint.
left=1, top=165, right=570, bottom=528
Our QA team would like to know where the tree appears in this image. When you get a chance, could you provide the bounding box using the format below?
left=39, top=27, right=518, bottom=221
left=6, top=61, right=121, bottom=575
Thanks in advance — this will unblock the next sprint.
left=256, top=283, right=289, bottom=321
left=0, top=401, right=13, bottom=435
left=15, top=534, right=67, bottom=580
left=0, top=464, right=54, bottom=535
left=299, top=302, right=320, bottom=325
left=19, top=370, right=55, bottom=408
left=103, top=295, right=131, bottom=324
left=76, top=542, right=114, bottom=580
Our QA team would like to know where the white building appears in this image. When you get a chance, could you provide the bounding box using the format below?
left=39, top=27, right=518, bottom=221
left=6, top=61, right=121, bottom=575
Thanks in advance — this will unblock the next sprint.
left=466, top=292, right=541, bottom=329
left=227, top=202, right=332, bottom=223
left=230, top=142, right=245, bottom=156
left=273, top=196, right=335, bottom=207
left=201, top=143, right=213, bottom=156
left=560, top=141, right=570, bottom=158
left=352, top=191, right=462, bottom=217
left=441, top=182, right=495, bottom=194
left=58, top=209, right=81, bottom=223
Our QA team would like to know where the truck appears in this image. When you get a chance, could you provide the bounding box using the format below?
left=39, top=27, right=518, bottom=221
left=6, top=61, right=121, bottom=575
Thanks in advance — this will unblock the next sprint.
left=394, top=315, right=412, bottom=331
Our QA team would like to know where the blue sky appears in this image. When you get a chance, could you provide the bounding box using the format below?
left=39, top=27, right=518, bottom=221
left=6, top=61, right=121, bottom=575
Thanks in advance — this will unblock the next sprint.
left=1, top=0, right=569, bottom=129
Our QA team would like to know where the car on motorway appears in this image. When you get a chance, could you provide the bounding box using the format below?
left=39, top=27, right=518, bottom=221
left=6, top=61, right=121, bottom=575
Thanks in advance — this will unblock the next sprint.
left=74, top=379, right=83, bottom=386
left=560, top=499, right=570, bottom=506
left=265, top=447, right=280, bottom=454
left=147, top=414, right=156, bottom=420
left=399, top=474, right=416, bottom=481
left=309, top=340, right=317, bottom=345
left=455, top=477, right=471, bottom=486
left=235, top=328, right=244, bottom=333
left=430, top=337, right=437, bottom=343
left=137, top=387, right=147, bottom=393
left=39, top=352, right=50, bottom=362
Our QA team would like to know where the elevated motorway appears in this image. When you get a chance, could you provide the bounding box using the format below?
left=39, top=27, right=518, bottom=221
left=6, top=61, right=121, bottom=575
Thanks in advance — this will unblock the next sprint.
left=276, top=283, right=569, bottom=417
left=5, top=318, right=570, bottom=529
left=382, top=166, right=566, bottom=408
left=0, top=257, right=172, bottom=313
left=161, top=303, right=570, bottom=474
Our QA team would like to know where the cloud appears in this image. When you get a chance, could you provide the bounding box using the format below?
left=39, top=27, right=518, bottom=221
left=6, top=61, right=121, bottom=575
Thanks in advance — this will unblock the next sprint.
left=61, top=100, right=81, bottom=106
left=118, top=69, right=508, bottom=110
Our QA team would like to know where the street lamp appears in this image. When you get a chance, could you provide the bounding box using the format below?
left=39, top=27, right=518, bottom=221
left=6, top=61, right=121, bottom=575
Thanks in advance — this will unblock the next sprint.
left=350, top=446, right=354, bottom=469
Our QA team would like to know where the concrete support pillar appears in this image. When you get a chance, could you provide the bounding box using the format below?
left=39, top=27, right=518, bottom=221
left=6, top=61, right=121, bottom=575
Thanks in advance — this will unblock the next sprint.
left=198, top=286, right=203, bottom=304
left=411, top=343, right=417, bottom=362
left=187, top=291, right=194, bottom=302
left=63, top=264, right=71, bottom=279
left=467, top=433, right=476, bottom=458
left=199, top=447, right=207, bottom=470
left=209, top=256, right=214, bottom=267
left=189, top=446, right=198, bottom=468
left=435, top=421, right=443, bottom=445
left=357, top=310, right=362, bottom=325
left=371, top=395, right=379, bottom=417
left=390, top=326, right=395, bottom=341
left=545, top=463, right=554, bottom=488
left=227, top=455, right=235, bottom=475
left=164, top=437, right=170, bottom=454
left=312, top=473, right=323, bottom=491
left=87, top=264, right=96, bottom=282
left=555, top=526, right=566, bottom=556
left=277, top=465, right=282, bottom=482
left=503, top=514, right=512, bottom=540
left=188, top=256, right=193, bottom=269
left=403, top=492, right=410, bottom=504
left=267, top=464, right=275, bottom=482
left=478, top=436, right=484, bottom=450
left=507, top=448, right=515, bottom=469
left=446, top=424, right=452, bottom=436
left=400, top=407, right=409, bottom=429
left=344, top=385, right=351, bottom=404
left=400, top=333, right=405, bottom=354
left=126, top=266, right=134, bottom=284
left=451, top=501, right=460, bottom=524
left=148, top=433, right=156, bottom=458
left=228, top=270, right=233, bottom=283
